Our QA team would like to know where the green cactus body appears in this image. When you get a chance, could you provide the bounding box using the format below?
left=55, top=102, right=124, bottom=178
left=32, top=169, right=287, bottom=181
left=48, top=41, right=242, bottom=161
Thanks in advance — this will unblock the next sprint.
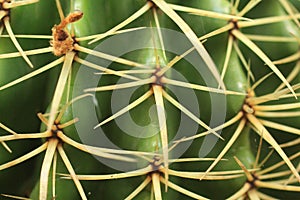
left=0, top=0, right=58, bottom=197
left=0, top=0, right=300, bottom=199
left=93, top=7, right=176, bottom=199
left=238, top=0, right=300, bottom=93
left=237, top=0, right=300, bottom=170
left=29, top=83, right=107, bottom=199
left=27, top=1, right=123, bottom=199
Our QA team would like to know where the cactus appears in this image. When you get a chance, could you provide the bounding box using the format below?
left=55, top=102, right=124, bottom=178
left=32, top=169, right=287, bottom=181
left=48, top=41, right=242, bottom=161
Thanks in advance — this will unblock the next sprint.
left=0, top=0, right=300, bottom=199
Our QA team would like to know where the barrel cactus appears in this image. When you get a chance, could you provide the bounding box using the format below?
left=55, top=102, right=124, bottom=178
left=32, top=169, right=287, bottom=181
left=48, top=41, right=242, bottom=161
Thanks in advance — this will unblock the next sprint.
left=0, top=0, right=299, bottom=199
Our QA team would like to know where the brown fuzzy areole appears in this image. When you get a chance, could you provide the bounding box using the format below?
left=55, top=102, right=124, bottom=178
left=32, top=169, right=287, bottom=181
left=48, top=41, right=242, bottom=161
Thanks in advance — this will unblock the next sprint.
left=50, top=11, right=83, bottom=56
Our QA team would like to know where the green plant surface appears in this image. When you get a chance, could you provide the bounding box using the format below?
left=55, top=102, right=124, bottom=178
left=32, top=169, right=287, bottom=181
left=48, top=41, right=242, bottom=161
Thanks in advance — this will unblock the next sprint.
left=0, top=0, right=299, bottom=199
left=0, top=0, right=58, bottom=197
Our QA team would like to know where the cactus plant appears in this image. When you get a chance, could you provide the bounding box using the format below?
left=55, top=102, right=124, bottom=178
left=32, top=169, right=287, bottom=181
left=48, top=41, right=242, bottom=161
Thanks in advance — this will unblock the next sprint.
left=0, top=0, right=300, bottom=199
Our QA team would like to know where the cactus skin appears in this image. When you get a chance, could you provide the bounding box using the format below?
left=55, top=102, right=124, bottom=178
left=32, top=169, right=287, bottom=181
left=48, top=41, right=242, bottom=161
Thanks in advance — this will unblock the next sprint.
left=239, top=0, right=300, bottom=165
left=29, top=87, right=107, bottom=200
left=238, top=0, right=300, bottom=92
left=0, top=0, right=299, bottom=199
left=29, top=1, right=119, bottom=199
left=0, top=0, right=57, bottom=196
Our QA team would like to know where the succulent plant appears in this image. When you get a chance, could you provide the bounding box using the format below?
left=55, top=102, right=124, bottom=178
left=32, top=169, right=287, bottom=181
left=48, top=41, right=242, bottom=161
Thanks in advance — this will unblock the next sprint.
left=0, top=0, right=299, bottom=199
